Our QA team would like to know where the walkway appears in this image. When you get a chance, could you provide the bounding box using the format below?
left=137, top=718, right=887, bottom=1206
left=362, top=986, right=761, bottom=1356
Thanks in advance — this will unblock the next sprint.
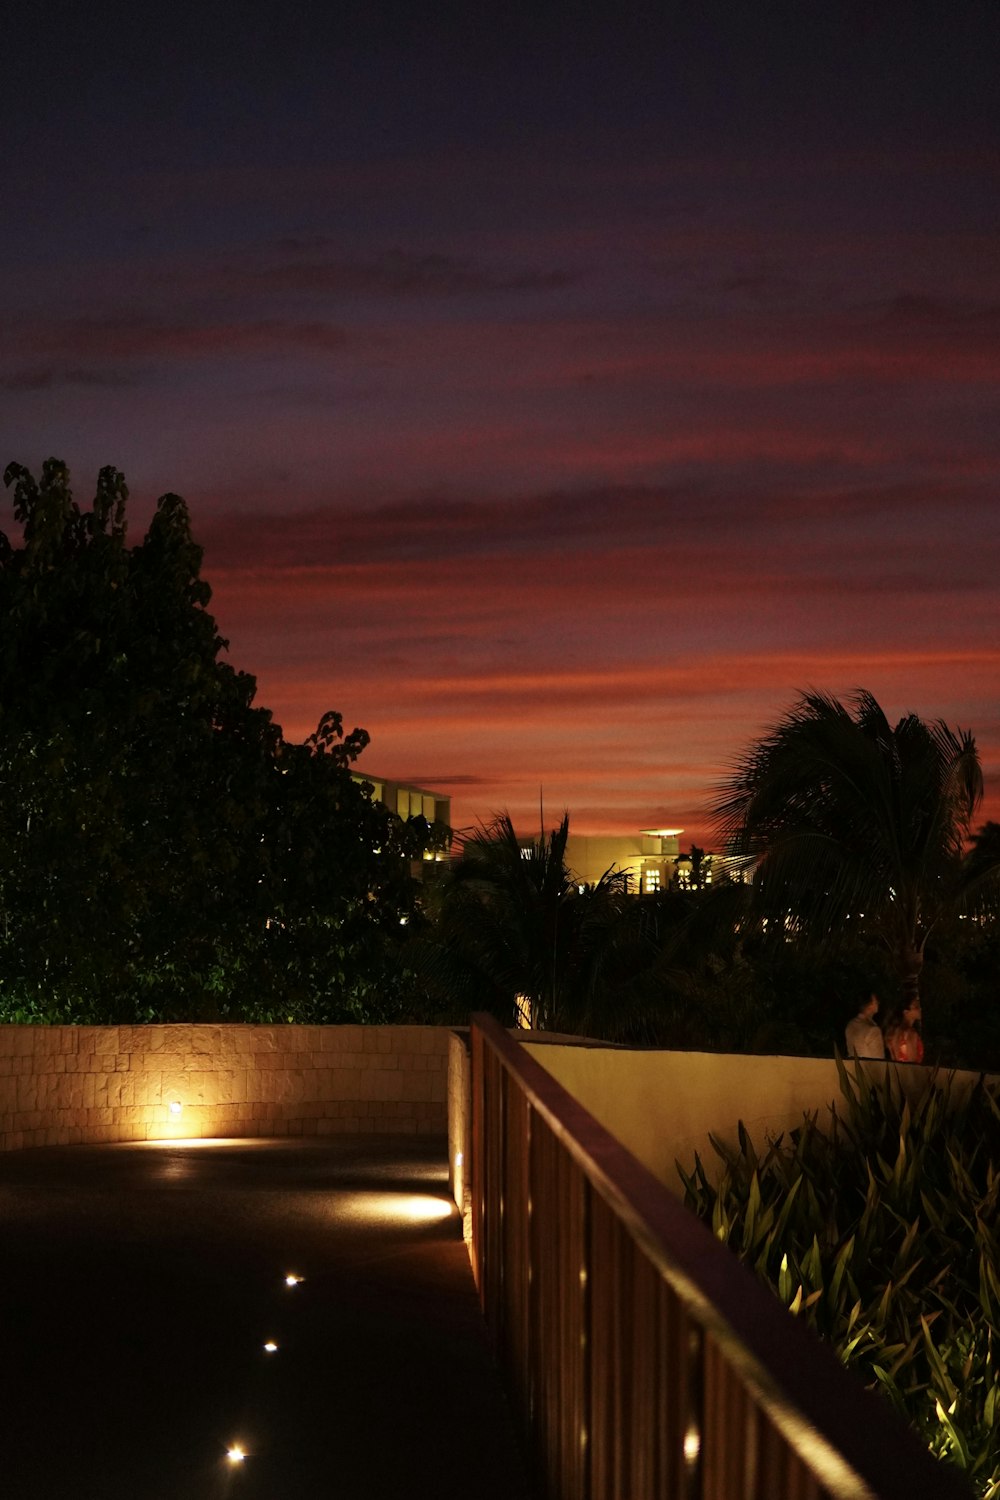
left=0, top=1135, right=533, bottom=1499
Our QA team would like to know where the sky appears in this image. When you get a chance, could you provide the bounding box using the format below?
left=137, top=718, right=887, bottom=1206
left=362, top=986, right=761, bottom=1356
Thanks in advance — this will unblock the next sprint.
left=3, top=1, right=999, bottom=846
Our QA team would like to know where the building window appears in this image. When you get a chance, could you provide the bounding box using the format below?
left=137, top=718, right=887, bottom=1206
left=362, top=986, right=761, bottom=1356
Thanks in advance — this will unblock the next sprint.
left=644, top=868, right=661, bottom=893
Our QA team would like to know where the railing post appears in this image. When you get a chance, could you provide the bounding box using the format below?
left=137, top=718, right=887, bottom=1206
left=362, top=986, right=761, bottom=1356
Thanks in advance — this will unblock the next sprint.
left=468, top=1014, right=972, bottom=1500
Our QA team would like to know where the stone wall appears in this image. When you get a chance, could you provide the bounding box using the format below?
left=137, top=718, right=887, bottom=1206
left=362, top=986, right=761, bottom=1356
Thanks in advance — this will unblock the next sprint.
left=0, top=1024, right=449, bottom=1151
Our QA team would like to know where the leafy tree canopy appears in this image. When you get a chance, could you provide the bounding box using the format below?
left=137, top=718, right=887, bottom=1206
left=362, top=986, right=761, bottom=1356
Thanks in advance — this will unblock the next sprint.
left=0, top=458, right=425, bottom=1022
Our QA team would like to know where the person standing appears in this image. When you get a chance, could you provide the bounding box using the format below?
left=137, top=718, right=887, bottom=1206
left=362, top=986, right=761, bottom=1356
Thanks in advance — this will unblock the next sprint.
left=885, top=999, right=924, bottom=1063
left=845, top=992, right=885, bottom=1059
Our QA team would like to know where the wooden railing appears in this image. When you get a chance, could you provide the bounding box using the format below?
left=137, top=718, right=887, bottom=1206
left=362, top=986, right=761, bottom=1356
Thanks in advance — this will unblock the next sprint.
left=470, top=1014, right=970, bottom=1500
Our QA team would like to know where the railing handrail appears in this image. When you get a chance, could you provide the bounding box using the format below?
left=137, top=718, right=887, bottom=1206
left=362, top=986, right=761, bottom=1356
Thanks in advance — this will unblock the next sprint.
left=472, top=1012, right=970, bottom=1500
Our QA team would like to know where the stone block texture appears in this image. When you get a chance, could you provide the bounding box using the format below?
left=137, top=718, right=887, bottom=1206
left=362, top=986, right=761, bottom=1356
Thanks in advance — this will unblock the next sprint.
left=0, top=1025, right=450, bottom=1151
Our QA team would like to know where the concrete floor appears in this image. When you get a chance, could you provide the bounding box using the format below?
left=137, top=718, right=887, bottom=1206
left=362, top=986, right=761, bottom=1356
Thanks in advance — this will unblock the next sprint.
left=0, top=1135, right=533, bottom=1499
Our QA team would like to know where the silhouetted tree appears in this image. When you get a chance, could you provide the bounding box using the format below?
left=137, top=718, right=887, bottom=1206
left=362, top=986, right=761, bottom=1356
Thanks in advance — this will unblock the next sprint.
left=419, top=811, right=640, bottom=1035
left=670, top=843, right=713, bottom=891
left=0, top=458, right=421, bottom=1021
left=712, top=689, right=1000, bottom=1008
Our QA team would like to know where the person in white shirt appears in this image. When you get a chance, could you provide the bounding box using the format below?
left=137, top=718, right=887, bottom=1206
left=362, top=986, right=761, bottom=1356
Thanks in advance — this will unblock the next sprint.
left=844, top=992, right=885, bottom=1060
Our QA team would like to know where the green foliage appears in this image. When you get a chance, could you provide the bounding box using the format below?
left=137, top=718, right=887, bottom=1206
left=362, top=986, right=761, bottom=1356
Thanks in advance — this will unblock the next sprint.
left=609, top=881, right=763, bottom=1049
left=681, top=1061, right=1000, bottom=1494
left=712, top=689, right=1000, bottom=1009
left=412, top=811, right=1000, bottom=1059
left=414, top=811, right=654, bottom=1036
left=623, top=888, right=1000, bottom=1068
left=0, top=459, right=427, bottom=1022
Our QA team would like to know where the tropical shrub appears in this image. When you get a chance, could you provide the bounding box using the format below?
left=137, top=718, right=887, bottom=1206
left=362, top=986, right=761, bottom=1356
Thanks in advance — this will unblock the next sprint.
left=415, top=812, right=640, bottom=1036
left=679, top=1059, right=1000, bottom=1495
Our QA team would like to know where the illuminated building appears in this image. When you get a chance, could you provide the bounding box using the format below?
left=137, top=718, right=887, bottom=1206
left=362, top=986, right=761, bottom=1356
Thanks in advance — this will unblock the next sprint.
left=560, top=826, right=685, bottom=893
left=352, top=774, right=451, bottom=829
left=513, top=826, right=688, bottom=893
left=351, top=774, right=452, bottom=873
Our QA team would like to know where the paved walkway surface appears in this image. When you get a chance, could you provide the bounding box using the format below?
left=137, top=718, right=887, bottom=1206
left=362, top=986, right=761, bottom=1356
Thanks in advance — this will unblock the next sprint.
left=0, top=1135, right=533, bottom=1499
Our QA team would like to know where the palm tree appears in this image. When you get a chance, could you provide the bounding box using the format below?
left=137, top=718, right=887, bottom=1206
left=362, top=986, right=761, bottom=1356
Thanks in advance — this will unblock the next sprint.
left=711, top=689, right=998, bottom=1007
left=424, top=811, right=634, bottom=1035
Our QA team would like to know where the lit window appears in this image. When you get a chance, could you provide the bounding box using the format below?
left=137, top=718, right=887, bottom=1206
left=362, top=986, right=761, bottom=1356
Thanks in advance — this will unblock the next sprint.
left=644, top=869, right=661, bottom=893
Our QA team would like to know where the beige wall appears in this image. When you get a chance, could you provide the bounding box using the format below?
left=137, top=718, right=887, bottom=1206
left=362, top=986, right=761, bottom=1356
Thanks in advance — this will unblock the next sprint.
left=0, top=1024, right=449, bottom=1152
left=523, top=1043, right=953, bottom=1196
left=560, top=834, right=647, bottom=890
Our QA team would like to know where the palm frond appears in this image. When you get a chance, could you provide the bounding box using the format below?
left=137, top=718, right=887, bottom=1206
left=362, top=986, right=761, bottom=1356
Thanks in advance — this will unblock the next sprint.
left=710, top=689, right=986, bottom=1000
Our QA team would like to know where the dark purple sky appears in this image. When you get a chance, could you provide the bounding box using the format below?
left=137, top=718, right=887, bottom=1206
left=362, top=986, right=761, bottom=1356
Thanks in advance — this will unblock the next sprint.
left=4, top=2, right=999, bottom=843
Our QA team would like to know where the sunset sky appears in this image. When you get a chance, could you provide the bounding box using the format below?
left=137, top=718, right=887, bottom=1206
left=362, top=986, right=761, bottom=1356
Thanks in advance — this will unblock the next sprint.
left=3, top=3, right=998, bottom=846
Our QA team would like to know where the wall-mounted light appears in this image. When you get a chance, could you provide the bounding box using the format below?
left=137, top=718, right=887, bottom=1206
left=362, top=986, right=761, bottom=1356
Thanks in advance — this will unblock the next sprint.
left=168, top=1100, right=182, bottom=1116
